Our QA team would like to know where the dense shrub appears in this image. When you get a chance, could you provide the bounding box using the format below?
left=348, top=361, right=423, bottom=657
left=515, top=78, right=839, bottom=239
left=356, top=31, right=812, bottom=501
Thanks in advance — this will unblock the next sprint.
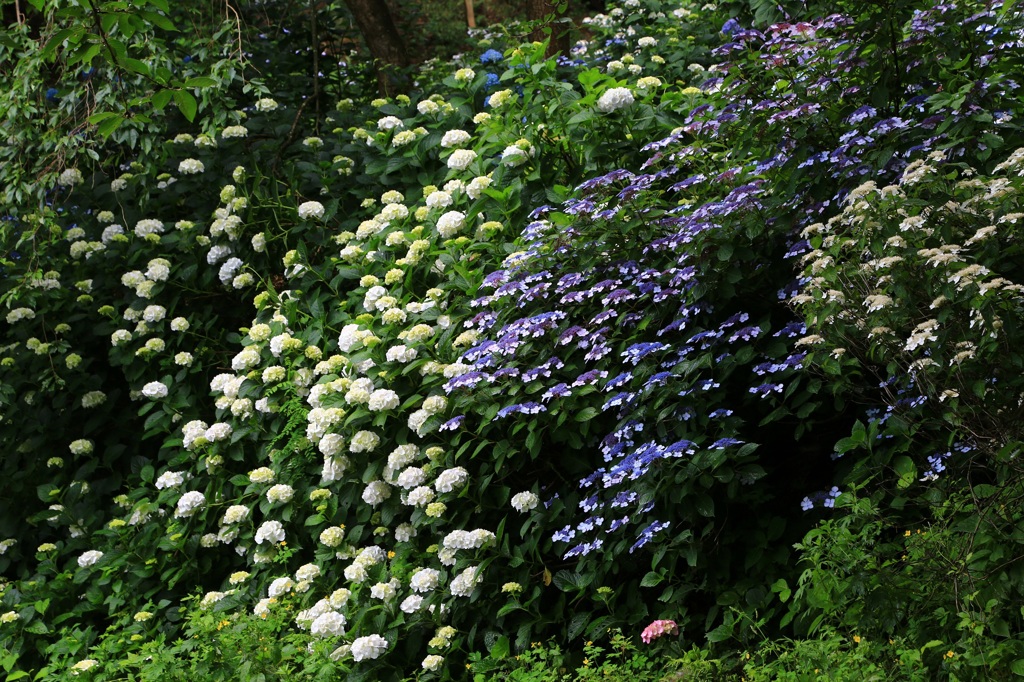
left=3, top=0, right=1024, bottom=679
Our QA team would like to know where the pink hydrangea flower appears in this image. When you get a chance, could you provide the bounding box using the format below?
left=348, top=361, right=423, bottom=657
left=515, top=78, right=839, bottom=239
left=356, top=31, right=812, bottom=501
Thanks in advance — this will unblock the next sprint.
left=641, top=619, right=679, bottom=644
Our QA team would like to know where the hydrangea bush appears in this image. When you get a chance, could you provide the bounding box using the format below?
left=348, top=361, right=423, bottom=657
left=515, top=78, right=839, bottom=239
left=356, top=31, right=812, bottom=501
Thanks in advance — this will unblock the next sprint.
left=3, top=0, right=1024, bottom=678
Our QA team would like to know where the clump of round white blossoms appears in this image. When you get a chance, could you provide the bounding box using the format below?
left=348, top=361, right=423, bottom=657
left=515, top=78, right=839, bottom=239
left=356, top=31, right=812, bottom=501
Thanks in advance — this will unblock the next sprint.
left=409, top=568, right=441, bottom=592
left=266, top=483, right=294, bottom=504
left=268, top=576, right=294, bottom=597
left=298, top=201, right=325, bottom=220
left=175, top=491, right=206, bottom=518
left=142, top=381, right=168, bottom=399
left=222, top=125, right=248, bottom=138
left=368, top=389, right=400, bottom=411
left=178, top=158, right=205, bottom=174
left=596, top=87, right=635, bottom=113
left=511, top=491, right=540, bottom=513
left=255, top=97, right=278, bottom=112
left=58, top=168, right=84, bottom=186
left=350, top=430, right=381, bottom=453
left=434, top=467, right=468, bottom=493
left=255, top=519, right=285, bottom=544
left=436, top=211, right=465, bottom=238
left=377, top=115, right=404, bottom=131
left=450, top=565, right=483, bottom=597
left=351, top=634, right=388, bottom=662
left=222, top=505, right=249, bottom=524
left=362, top=480, right=391, bottom=506
left=454, top=67, right=475, bottom=82
left=440, top=129, right=471, bottom=148
left=249, top=467, right=276, bottom=484
left=311, top=611, right=346, bottom=637
left=155, top=470, right=184, bottom=489
left=320, top=525, right=345, bottom=547
left=77, top=550, right=104, bottom=568
left=422, top=655, right=444, bottom=671
left=446, top=149, right=477, bottom=171
left=401, top=595, right=424, bottom=613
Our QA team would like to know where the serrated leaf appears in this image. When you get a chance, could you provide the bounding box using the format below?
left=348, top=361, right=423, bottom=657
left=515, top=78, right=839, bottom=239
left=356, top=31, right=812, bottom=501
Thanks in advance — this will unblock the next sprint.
left=574, top=406, right=598, bottom=422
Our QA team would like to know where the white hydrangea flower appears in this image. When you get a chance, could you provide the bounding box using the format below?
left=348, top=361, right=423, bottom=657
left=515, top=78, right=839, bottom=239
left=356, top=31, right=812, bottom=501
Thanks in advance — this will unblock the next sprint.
left=77, top=550, right=104, bottom=568
left=268, top=576, right=294, bottom=597
left=434, top=467, right=469, bottom=493
left=422, top=655, right=444, bottom=671
left=255, top=520, right=285, bottom=544
left=596, top=87, right=635, bottom=113
left=401, top=595, right=425, bottom=613
left=142, top=381, right=168, bottom=399
left=350, top=430, right=381, bottom=453
left=58, top=168, right=84, bottom=186
left=310, top=611, right=346, bottom=637
left=178, top=158, right=205, bottom=174
left=222, top=505, right=249, bottom=524
left=396, top=467, right=427, bottom=489
left=436, top=211, right=465, bottom=238
left=174, top=491, right=206, bottom=518
left=377, top=116, right=404, bottom=131
left=351, top=634, right=388, bottom=662
left=319, top=525, right=345, bottom=547
left=361, top=480, right=391, bottom=506
left=407, top=485, right=435, bottom=507
left=440, top=129, right=471, bottom=148
left=409, top=568, right=441, bottom=592
left=386, top=345, right=418, bottom=363
left=154, top=470, right=184, bottom=489
left=446, top=149, right=477, bottom=171
left=298, top=201, right=325, bottom=220
left=266, top=484, right=294, bottom=504
left=295, top=563, right=321, bottom=582
left=511, top=491, right=540, bottom=512
left=255, top=98, right=278, bottom=112
left=449, top=565, right=482, bottom=597
left=368, top=389, right=400, bottom=411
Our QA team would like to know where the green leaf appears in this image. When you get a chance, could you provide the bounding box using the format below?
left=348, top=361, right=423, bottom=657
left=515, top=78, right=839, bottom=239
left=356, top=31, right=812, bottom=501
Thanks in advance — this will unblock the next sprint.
left=640, top=571, right=664, bottom=587
left=1010, top=659, right=1024, bottom=676
left=184, top=76, right=217, bottom=88
left=139, top=9, right=177, bottom=31
left=893, top=456, right=916, bottom=489
left=489, top=636, right=509, bottom=660
left=123, top=57, right=150, bottom=76
left=96, top=114, right=125, bottom=137
left=174, top=90, right=197, bottom=121
left=574, top=407, right=598, bottom=422
left=152, top=89, right=173, bottom=110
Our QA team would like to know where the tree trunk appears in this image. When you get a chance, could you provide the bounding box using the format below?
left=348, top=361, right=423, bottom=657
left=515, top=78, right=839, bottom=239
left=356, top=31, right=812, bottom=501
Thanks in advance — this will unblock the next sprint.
left=343, top=0, right=409, bottom=96
left=527, top=0, right=572, bottom=59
